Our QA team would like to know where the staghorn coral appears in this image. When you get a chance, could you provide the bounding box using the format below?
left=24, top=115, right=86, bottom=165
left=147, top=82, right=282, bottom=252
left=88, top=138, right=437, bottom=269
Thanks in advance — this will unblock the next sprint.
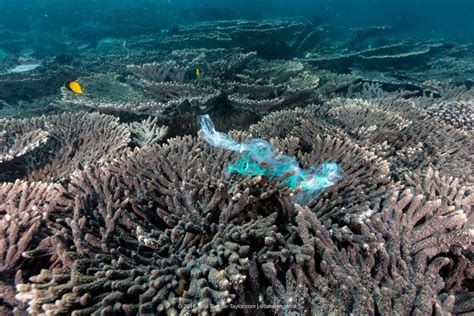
left=127, top=116, right=169, bottom=148
left=0, top=72, right=59, bottom=104
left=67, top=49, right=323, bottom=121
left=61, top=73, right=156, bottom=114
left=0, top=57, right=89, bottom=105
left=0, top=111, right=130, bottom=182
left=0, top=180, right=65, bottom=312
left=236, top=59, right=320, bottom=98
left=220, top=59, right=319, bottom=115
left=160, top=19, right=313, bottom=59
left=156, top=30, right=233, bottom=50
left=241, top=60, right=306, bottom=85
left=280, top=189, right=473, bottom=314
left=0, top=96, right=64, bottom=120
left=325, top=97, right=412, bottom=153
left=251, top=95, right=473, bottom=187
left=0, top=180, right=64, bottom=273
left=81, top=48, right=169, bottom=74
left=248, top=106, right=322, bottom=140
left=4, top=108, right=471, bottom=315
left=422, top=81, right=474, bottom=102
left=404, top=167, right=473, bottom=222
left=1, top=17, right=473, bottom=316
left=203, top=51, right=258, bottom=81
left=14, top=133, right=294, bottom=315
left=143, top=81, right=222, bottom=114
left=347, top=25, right=391, bottom=47
left=429, top=100, right=473, bottom=132
left=271, top=132, right=393, bottom=224
left=228, top=88, right=314, bottom=116
left=316, top=70, right=359, bottom=96
left=169, top=48, right=244, bottom=65
left=248, top=101, right=473, bottom=224
left=388, top=117, right=473, bottom=182
left=422, top=53, right=474, bottom=84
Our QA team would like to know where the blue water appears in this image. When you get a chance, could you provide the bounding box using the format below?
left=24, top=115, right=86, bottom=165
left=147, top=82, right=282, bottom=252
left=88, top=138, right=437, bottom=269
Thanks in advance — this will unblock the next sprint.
left=1, top=0, right=473, bottom=42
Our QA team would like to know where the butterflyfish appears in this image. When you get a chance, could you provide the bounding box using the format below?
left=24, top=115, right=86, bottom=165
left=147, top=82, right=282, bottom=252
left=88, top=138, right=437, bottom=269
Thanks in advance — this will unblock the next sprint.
left=67, top=81, right=84, bottom=94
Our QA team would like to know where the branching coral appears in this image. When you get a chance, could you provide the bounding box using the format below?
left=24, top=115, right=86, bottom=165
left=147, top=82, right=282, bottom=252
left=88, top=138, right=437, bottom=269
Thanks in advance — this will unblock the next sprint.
left=127, top=116, right=169, bottom=148
left=326, top=97, right=412, bottom=152
left=249, top=108, right=393, bottom=216
left=61, top=73, right=156, bottom=114
left=0, top=111, right=130, bottom=182
left=405, top=167, right=473, bottom=219
left=0, top=68, right=72, bottom=104
left=1, top=17, right=473, bottom=316
left=0, top=180, right=65, bottom=312
left=0, top=127, right=53, bottom=182
left=14, top=134, right=294, bottom=315
left=127, top=61, right=188, bottom=83
left=0, top=96, right=63, bottom=119
left=162, top=19, right=312, bottom=58
left=389, top=117, right=472, bottom=182
left=62, top=73, right=222, bottom=116
left=429, top=100, right=473, bottom=132
left=272, top=133, right=392, bottom=224
left=283, top=189, right=472, bottom=314
left=0, top=181, right=63, bottom=273
left=3, top=104, right=471, bottom=315
left=305, top=41, right=448, bottom=73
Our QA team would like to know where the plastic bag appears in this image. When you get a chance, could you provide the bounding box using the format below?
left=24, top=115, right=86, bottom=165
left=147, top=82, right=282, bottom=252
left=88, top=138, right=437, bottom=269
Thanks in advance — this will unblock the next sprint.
left=199, top=114, right=344, bottom=205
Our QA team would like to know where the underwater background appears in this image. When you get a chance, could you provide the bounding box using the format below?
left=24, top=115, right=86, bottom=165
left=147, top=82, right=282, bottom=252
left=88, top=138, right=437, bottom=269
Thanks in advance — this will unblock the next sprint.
left=0, top=0, right=473, bottom=315
left=2, top=0, right=474, bottom=39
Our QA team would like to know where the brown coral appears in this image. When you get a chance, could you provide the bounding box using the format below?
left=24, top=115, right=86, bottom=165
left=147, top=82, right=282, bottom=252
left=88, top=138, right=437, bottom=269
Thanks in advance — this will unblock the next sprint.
left=0, top=127, right=53, bottom=182
left=0, top=111, right=130, bottom=182
left=429, top=100, right=473, bottom=132
left=1, top=19, right=473, bottom=316
left=6, top=108, right=472, bottom=316
left=0, top=180, right=65, bottom=312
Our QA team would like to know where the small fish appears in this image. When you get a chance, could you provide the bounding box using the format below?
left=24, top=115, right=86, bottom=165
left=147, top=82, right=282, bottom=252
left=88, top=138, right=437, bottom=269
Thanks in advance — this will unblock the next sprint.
left=66, top=81, right=84, bottom=94
left=7, top=63, right=41, bottom=73
left=195, top=68, right=201, bottom=77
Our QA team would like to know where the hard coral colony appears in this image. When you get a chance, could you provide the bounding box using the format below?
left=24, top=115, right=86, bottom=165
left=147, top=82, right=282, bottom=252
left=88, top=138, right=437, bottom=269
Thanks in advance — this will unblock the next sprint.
left=0, top=8, right=473, bottom=316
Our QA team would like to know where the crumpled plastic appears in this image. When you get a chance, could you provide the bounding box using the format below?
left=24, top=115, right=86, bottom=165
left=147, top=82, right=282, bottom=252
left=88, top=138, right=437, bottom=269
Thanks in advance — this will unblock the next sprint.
left=198, top=114, right=344, bottom=205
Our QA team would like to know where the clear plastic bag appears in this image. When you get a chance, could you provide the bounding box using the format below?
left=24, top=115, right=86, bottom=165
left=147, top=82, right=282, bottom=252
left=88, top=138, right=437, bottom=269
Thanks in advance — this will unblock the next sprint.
left=199, top=114, right=344, bottom=205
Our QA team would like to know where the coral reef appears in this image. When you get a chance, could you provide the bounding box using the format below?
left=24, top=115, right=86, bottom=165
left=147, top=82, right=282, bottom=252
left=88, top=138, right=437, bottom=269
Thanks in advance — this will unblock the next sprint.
left=0, top=180, right=65, bottom=312
left=0, top=111, right=130, bottom=182
left=127, top=117, right=169, bottom=148
left=429, top=100, right=473, bottom=132
left=5, top=129, right=472, bottom=315
left=0, top=16, right=473, bottom=316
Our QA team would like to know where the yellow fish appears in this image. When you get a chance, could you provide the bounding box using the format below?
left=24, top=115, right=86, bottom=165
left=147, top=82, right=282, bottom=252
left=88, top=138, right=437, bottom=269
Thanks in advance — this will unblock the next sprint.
left=67, top=80, right=84, bottom=94
left=195, top=68, right=201, bottom=78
